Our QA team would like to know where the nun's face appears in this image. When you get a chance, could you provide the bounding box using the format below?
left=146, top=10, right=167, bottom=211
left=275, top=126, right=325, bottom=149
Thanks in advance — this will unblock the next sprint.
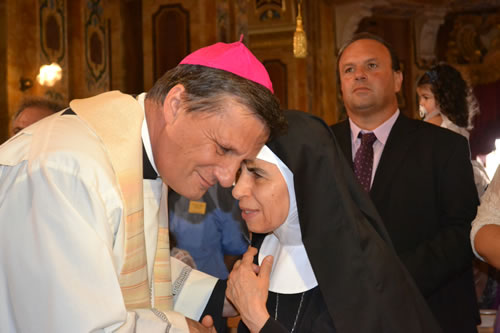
left=232, top=159, right=290, bottom=234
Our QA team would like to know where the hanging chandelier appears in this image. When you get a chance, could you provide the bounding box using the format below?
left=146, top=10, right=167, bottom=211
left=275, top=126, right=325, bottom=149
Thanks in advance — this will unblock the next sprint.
left=293, top=0, right=307, bottom=58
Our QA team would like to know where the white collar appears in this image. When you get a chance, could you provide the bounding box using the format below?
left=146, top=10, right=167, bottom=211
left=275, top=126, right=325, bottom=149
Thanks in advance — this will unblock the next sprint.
left=349, top=109, right=399, bottom=147
left=440, top=114, right=470, bottom=139
left=256, top=146, right=318, bottom=294
left=138, top=93, right=159, bottom=175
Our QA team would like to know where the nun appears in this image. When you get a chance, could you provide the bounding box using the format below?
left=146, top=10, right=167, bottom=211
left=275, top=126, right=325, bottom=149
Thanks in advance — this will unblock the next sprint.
left=226, top=110, right=442, bottom=333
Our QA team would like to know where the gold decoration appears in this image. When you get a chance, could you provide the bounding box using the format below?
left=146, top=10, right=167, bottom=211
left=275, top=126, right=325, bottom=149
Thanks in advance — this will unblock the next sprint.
left=443, top=12, right=500, bottom=85
left=293, top=0, right=307, bottom=58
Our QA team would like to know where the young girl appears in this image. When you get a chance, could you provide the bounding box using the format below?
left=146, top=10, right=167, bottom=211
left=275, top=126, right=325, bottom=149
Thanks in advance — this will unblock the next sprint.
left=417, top=63, right=489, bottom=196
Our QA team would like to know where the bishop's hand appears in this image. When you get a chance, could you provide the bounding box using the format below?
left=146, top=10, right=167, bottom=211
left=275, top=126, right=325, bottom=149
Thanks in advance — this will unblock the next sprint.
left=186, top=315, right=217, bottom=333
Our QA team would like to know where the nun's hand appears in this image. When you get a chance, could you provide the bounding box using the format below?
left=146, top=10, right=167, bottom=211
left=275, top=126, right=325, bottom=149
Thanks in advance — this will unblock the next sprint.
left=226, top=247, right=273, bottom=333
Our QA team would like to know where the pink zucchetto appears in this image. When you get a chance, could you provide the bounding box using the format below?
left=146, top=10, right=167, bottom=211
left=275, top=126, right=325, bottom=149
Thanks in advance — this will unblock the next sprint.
left=179, top=35, right=274, bottom=93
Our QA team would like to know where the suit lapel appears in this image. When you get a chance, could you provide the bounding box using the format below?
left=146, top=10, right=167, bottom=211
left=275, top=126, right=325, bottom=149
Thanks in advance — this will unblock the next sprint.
left=332, top=120, right=353, bottom=169
left=370, top=114, right=419, bottom=197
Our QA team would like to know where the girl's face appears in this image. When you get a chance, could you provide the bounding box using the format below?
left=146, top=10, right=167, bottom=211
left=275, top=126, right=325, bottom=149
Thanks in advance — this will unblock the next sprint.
left=417, top=84, right=439, bottom=118
left=232, top=159, right=290, bottom=234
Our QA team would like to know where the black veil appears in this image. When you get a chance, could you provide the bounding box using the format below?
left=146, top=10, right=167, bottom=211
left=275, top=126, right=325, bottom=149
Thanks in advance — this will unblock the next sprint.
left=266, top=110, right=441, bottom=333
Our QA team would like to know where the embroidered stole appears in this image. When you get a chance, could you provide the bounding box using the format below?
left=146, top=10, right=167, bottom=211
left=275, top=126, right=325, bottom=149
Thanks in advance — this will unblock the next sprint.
left=70, top=91, right=173, bottom=311
left=155, top=186, right=174, bottom=310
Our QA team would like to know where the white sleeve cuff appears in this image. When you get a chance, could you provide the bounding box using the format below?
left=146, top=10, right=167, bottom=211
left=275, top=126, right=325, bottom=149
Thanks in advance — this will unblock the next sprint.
left=112, top=309, right=189, bottom=333
left=171, top=256, right=218, bottom=320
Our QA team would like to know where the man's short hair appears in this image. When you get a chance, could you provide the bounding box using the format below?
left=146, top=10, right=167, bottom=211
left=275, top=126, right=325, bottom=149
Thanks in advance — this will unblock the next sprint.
left=146, top=64, right=286, bottom=140
left=13, top=97, right=64, bottom=121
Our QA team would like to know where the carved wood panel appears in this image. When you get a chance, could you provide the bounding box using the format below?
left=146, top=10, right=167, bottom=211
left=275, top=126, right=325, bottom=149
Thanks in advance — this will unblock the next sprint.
left=153, top=4, right=190, bottom=81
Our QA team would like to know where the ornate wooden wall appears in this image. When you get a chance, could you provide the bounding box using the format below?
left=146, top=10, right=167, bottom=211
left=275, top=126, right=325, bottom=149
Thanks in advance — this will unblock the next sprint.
left=0, top=0, right=113, bottom=142
left=3, top=1, right=48, bottom=142
left=152, top=4, right=190, bottom=82
left=106, top=0, right=143, bottom=94
left=355, top=15, right=414, bottom=117
left=247, top=0, right=298, bottom=111
left=436, top=10, right=500, bottom=158
left=39, top=0, right=68, bottom=102
left=68, top=0, right=110, bottom=99
left=436, top=11, right=500, bottom=86
left=1, top=0, right=499, bottom=143
left=0, top=1, right=7, bottom=142
left=247, top=0, right=338, bottom=123
left=142, top=0, right=217, bottom=90
left=303, top=0, right=337, bottom=124
left=333, top=1, right=500, bottom=121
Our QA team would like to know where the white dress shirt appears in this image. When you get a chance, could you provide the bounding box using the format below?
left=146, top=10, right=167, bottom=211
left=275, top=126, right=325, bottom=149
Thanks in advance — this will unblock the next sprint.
left=349, top=110, right=400, bottom=187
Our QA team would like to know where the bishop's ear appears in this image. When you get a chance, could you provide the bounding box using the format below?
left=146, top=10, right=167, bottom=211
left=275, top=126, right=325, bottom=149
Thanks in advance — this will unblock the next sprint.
left=162, top=83, right=186, bottom=124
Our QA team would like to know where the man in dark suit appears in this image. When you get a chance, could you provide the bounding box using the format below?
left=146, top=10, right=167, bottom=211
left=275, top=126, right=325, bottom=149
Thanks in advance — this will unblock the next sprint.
left=330, top=33, right=480, bottom=333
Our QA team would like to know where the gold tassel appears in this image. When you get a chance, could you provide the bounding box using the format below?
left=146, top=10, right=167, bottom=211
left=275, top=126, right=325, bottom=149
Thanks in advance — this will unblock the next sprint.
left=293, top=0, right=307, bottom=58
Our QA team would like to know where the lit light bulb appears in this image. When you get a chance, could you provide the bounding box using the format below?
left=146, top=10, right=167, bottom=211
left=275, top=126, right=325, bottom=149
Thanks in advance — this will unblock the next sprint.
left=36, top=63, right=62, bottom=87
left=484, top=138, right=500, bottom=179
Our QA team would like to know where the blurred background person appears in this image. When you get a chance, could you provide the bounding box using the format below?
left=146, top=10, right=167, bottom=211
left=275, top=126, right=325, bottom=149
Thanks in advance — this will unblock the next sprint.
left=168, top=184, right=249, bottom=280
left=10, top=96, right=63, bottom=137
left=169, top=230, right=197, bottom=269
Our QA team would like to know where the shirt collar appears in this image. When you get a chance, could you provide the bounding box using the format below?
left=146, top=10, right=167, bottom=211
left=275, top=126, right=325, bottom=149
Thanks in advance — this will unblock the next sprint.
left=139, top=92, right=159, bottom=175
left=349, top=109, right=400, bottom=145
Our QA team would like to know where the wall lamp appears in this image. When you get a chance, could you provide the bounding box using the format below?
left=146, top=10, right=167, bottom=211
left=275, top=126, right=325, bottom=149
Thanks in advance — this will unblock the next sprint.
left=19, top=63, right=63, bottom=91
left=37, top=63, right=62, bottom=87
left=19, top=78, right=33, bottom=91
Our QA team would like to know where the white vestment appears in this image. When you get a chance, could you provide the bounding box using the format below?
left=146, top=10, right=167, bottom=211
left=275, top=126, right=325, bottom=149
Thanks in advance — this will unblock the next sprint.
left=0, top=92, right=218, bottom=332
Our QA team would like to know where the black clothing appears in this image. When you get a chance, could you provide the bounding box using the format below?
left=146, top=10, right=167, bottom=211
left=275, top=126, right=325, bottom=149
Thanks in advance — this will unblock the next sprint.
left=238, top=287, right=335, bottom=333
left=331, top=114, right=480, bottom=333
left=238, top=234, right=336, bottom=333
left=237, top=110, right=441, bottom=333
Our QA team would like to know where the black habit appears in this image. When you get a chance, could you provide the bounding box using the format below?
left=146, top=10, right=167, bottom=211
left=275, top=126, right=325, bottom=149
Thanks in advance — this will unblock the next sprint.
left=237, top=110, right=441, bottom=333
